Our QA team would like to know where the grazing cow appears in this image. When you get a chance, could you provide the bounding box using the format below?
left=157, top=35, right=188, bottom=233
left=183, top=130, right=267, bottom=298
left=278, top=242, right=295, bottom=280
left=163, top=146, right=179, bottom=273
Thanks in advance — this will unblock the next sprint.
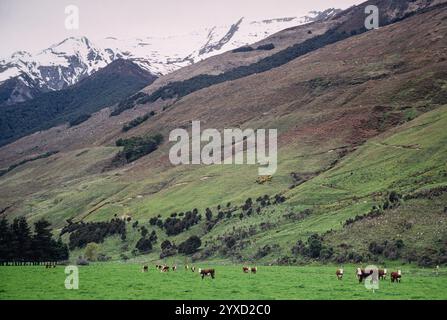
left=142, top=265, right=148, bottom=272
left=191, top=266, right=196, bottom=272
left=185, top=265, right=189, bottom=270
left=356, top=268, right=373, bottom=283
left=172, top=265, right=177, bottom=271
left=198, top=268, right=215, bottom=279
left=161, top=265, right=169, bottom=272
left=336, top=268, right=344, bottom=280
left=242, top=266, right=249, bottom=273
left=251, top=267, right=257, bottom=274
left=391, top=270, right=402, bottom=283
left=379, top=268, right=387, bottom=280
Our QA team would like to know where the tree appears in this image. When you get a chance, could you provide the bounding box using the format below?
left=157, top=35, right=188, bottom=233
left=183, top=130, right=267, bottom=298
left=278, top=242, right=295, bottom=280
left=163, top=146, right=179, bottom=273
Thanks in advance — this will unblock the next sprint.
left=307, top=234, right=323, bottom=258
left=161, top=240, right=173, bottom=251
left=11, top=217, right=32, bottom=261
left=32, top=219, right=53, bottom=261
left=84, top=242, right=100, bottom=261
left=178, top=236, right=201, bottom=255
left=135, top=238, right=152, bottom=253
left=0, top=217, right=12, bottom=261
left=140, top=226, right=148, bottom=237
left=205, top=208, right=213, bottom=221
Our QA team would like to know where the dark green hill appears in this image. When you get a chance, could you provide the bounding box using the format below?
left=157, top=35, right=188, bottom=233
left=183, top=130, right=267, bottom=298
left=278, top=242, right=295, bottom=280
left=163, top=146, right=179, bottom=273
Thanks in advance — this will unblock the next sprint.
left=0, top=59, right=157, bottom=147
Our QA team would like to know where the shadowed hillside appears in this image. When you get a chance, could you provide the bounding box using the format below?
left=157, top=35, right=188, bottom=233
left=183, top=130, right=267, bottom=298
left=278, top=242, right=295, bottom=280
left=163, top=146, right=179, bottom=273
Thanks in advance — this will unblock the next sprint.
left=0, top=59, right=157, bottom=147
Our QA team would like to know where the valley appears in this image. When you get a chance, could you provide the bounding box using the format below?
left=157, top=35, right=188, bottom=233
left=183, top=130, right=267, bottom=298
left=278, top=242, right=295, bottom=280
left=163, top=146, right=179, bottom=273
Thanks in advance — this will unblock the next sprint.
left=0, top=0, right=446, bottom=279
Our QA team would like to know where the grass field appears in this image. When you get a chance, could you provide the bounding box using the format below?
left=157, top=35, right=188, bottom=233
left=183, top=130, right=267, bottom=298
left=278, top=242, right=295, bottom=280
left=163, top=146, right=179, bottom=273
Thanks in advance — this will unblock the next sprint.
left=1, top=264, right=447, bottom=300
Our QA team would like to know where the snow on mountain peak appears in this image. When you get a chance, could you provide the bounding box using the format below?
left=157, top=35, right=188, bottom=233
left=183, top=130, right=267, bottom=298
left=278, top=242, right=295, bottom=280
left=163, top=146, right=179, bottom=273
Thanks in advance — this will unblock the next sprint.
left=0, top=9, right=339, bottom=99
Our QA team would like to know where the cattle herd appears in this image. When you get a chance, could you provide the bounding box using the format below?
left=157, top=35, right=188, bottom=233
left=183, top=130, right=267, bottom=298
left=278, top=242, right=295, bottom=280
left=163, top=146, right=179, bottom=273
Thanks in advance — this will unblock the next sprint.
left=335, top=267, right=402, bottom=283
left=143, top=264, right=260, bottom=279
left=143, top=264, right=403, bottom=284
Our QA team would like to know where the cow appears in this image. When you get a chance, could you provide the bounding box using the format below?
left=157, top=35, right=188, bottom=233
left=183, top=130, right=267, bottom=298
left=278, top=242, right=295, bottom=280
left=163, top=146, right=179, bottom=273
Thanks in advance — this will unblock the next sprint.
left=336, top=268, right=344, bottom=280
left=191, top=266, right=196, bottom=272
left=199, top=268, right=215, bottom=279
left=185, top=265, right=189, bottom=270
left=172, top=265, right=177, bottom=271
left=379, top=268, right=387, bottom=280
left=391, top=270, right=402, bottom=283
left=161, top=265, right=170, bottom=272
left=142, top=265, right=148, bottom=272
left=242, top=266, right=249, bottom=273
left=356, top=268, right=373, bottom=283
left=251, top=267, right=257, bottom=274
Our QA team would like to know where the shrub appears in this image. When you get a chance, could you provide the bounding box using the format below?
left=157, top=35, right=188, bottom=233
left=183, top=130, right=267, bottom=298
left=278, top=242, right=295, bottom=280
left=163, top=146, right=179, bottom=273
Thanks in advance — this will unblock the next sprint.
left=232, top=46, right=254, bottom=53
left=135, top=238, right=153, bottom=253
left=122, top=111, right=155, bottom=132
left=178, top=236, right=201, bottom=255
left=69, top=114, right=91, bottom=127
left=67, top=219, right=126, bottom=250
left=161, top=240, right=173, bottom=251
left=84, top=242, right=100, bottom=261
left=256, top=43, right=275, bottom=51
left=115, top=133, right=163, bottom=163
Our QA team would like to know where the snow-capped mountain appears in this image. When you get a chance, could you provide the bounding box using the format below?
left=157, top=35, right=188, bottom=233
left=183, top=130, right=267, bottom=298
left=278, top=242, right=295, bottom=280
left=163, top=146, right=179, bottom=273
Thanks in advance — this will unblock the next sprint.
left=0, top=9, right=340, bottom=105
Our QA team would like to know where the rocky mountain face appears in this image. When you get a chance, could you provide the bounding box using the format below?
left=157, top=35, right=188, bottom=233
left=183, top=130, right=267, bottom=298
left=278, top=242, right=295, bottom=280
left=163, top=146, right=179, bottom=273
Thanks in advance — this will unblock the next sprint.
left=0, top=9, right=340, bottom=106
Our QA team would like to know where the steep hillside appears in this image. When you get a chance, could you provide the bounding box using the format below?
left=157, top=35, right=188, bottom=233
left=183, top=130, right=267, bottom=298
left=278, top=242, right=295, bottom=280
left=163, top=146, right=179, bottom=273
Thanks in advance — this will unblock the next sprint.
left=0, top=59, right=157, bottom=147
left=0, top=0, right=446, bottom=265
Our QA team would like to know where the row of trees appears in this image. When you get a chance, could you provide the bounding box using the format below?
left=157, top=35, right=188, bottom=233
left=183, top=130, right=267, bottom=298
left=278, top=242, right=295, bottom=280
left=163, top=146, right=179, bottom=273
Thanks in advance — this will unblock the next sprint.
left=0, top=217, right=68, bottom=262
left=67, top=219, right=126, bottom=250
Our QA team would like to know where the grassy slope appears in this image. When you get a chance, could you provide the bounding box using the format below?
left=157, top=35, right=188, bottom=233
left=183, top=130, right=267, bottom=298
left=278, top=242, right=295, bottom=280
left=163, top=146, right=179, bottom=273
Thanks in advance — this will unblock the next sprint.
left=67, top=105, right=447, bottom=264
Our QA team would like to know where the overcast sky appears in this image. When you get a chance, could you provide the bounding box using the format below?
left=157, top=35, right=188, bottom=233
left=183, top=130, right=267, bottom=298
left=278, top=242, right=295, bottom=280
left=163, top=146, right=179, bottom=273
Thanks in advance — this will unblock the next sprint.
left=0, top=0, right=365, bottom=57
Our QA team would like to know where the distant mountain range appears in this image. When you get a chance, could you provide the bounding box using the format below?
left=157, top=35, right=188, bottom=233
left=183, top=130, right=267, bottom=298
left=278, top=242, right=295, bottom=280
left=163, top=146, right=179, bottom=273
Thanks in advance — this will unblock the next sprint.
left=0, top=9, right=340, bottom=105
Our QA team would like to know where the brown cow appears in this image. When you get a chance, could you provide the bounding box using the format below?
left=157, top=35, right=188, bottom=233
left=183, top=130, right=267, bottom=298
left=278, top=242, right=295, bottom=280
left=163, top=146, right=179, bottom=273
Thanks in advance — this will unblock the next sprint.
left=336, top=268, right=344, bottom=280
left=251, top=267, right=257, bottom=274
left=242, top=266, right=249, bottom=273
left=199, top=268, right=215, bottom=279
left=379, top=268, right=387, bottom=280
left=391, top=270, right=402, bottom=283
left=356, top=268, right=373, bottom=283
left=142, top=265, right=148, bottom=272
left=161, top=265, right=170, bottom=272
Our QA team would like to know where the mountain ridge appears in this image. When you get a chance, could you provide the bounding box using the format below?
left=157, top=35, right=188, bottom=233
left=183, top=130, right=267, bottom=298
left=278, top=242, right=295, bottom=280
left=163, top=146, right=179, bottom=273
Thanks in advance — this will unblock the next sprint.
left=0, top=10, right=340, bottom=105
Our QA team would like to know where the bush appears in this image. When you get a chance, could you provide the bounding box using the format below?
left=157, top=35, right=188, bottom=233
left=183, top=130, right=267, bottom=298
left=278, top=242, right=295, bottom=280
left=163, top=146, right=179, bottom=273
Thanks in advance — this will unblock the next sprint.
left=178, top=236, right=201, bottom=255
left=84, top=242, right=100, bottom=261
left=69, top=114, right=91, bottom=127
left=256, top=43, right=275, bottom=51
left=122, top=111, right=155, bottom=132
left=115, top=133, right=163, bottom=163
left=67, top=219, right=126, bottom=250
left=232, top=46, right=254, bottom=53
left=135, top=238, right=153, bottom=253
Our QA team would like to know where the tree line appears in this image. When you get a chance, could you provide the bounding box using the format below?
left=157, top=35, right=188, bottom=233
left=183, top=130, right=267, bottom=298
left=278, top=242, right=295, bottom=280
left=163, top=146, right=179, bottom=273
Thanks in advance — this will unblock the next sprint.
left=0, top=217, right=68, bottom=263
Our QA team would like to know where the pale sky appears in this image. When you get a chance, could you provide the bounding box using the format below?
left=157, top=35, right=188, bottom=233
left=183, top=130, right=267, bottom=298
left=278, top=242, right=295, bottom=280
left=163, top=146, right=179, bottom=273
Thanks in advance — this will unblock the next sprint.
left=0, top=0, right=365, bottom=57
